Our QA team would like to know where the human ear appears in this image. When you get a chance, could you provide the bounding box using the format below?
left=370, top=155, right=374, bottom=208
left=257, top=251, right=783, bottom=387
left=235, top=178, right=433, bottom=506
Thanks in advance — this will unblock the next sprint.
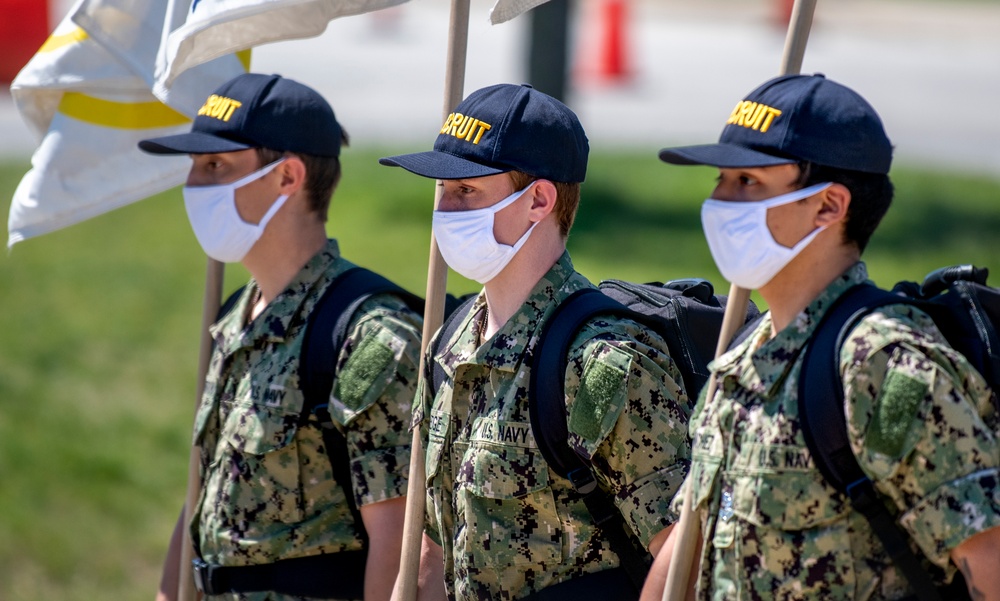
left=527, top=179, right=558, bottom=223
left=277, top=155, right=307, bottom=196
left=815, top=183, right=850, bottom=228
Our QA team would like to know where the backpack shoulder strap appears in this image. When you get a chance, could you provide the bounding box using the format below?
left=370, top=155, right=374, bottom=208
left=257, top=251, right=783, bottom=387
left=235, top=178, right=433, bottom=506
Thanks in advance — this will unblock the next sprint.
left=428, top=294, right=478, bottom=396
left=529, top=288, right=638, bottom=479
left=528, top=287, right=655, bottom=592
left=728, top=312, right=766, bottom=352
left=301, top=267, right=423, bottom=415
left=300, top=266, right=423, bottom=548
left=217, top=285, right=248, bottom=321
left=799, top=284, right=899, bottom=490
left=799, top=283, right=948, bottom=601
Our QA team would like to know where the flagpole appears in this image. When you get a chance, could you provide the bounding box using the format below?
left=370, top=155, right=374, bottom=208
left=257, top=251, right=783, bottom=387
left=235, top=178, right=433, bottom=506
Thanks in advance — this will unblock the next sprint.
left=393, top=1, right=470, bottom=599
left=779, top=0, right=817, bottom=75
left=661, top=1, right=817, bottom=599
left=178, top=257, right=225, bottom=601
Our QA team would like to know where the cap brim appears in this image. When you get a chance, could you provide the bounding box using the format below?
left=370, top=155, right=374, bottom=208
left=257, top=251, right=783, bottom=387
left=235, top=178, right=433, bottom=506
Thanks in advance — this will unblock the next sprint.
left=658, top=143, right=796, bottom=168
left=378, top=151, right=508, bottom=180
left=138, top=131, right=254, bottom=155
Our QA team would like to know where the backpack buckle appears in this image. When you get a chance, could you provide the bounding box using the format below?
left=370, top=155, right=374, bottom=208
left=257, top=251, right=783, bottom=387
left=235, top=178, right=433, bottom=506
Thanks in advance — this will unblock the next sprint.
left=567, top=467, right=598, bottom=495
left=311, top=403, right=336, bottom=429
left=192, top=557, right=219, bottom=595
left=845, top=477, right=881, bottom=517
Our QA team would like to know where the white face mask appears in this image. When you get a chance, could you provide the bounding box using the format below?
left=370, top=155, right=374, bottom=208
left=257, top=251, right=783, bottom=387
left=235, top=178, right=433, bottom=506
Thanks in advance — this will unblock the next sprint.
left=433, top=182, right=539, bottom=284
left=183, top=159, right=288, bottom=263
left=701, top=182, right=832, bottom=289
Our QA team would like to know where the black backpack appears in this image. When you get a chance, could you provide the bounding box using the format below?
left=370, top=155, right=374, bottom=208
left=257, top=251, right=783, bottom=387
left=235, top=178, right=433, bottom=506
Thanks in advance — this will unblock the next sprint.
left=431, top=278, right=760, bottom=593
left=799, top=265, right=1000, bottom=601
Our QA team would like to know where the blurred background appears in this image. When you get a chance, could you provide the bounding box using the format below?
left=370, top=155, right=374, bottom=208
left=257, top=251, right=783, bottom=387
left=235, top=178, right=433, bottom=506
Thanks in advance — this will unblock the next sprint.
left=1, top=0, right=999, bottom=599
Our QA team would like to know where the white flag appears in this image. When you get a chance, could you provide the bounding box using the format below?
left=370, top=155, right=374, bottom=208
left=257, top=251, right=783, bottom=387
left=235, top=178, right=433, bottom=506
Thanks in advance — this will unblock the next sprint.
left=155, top=0, right=410, bottom=95
left=9, top=0, right=417, bottom=247
left=8, top=0, right=246, bottom=247
left=489, top=0, right=551, bottom=25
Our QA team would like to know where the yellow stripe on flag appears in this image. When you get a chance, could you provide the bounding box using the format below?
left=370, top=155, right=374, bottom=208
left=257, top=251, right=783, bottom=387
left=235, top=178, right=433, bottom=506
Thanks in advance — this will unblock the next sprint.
left=237, top=49, right=253, bottom=71
left=59, top=93, right=191, bottom=129
left=39, top=27, right=89, bottom=54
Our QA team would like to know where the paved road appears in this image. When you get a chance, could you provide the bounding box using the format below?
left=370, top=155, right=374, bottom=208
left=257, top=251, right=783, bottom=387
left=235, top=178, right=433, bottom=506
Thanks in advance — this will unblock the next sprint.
left=2, top=0, right=999, bottom=175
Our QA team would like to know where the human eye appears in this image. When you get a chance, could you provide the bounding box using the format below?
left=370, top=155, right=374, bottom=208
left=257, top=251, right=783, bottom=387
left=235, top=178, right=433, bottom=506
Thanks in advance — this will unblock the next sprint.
left=716, top=170, right=757, bottom=188
left=198, top=157, right=225, bottom=173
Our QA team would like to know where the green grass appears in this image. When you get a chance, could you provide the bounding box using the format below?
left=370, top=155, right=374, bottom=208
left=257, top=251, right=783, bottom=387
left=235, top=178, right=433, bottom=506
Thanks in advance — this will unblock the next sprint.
left=1, top=151, right=999, bottom=600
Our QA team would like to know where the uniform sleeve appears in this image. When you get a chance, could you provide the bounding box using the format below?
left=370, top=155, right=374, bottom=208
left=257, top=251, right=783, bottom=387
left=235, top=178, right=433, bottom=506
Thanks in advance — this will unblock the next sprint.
left=843, top=307, right=1000, bottom=568
left=332, top=293, right=422, bottom=508
left=564, top=317, right=693, bottom=549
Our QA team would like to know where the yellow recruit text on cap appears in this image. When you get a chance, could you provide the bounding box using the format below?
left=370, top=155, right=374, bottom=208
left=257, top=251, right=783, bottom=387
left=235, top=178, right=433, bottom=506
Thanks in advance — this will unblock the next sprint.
left=198, top=95, right=243, bottom=122
left=440, top=113, right=492, bottom=144
left=58, top=93, right=190, bottom=129
left=727, top=101, right=782, bottom=133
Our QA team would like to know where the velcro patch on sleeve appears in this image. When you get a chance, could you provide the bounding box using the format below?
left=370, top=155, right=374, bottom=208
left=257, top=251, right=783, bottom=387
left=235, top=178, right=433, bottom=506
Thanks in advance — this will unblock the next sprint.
left=868, top=370, right=927, bottom=458
left=569, top=346, right=631, bottom=446
left=334, top=333, right=398, bottom=417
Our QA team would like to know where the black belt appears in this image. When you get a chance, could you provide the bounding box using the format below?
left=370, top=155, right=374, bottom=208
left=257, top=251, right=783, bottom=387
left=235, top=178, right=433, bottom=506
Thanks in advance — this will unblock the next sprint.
left=193, top=549, right=367, bottom=598
left=520, top=567, right=638, bottom=601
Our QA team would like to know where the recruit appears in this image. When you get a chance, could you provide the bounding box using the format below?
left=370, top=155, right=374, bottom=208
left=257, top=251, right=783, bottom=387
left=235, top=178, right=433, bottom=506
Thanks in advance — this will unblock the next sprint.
left=140, top=73, right=423, bottom=601
left=380, top=83, right=694, bottom=601
left=644, top=73, right=1000, bottom=600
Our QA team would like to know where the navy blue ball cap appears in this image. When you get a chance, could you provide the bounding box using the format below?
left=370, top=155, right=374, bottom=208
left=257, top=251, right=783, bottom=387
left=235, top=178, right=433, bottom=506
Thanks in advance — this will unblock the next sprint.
left=139, top=73, right=342, bottom=157
left=659, top=74, right=893, bottom=174
left=379, top=83, right=589, bottom=183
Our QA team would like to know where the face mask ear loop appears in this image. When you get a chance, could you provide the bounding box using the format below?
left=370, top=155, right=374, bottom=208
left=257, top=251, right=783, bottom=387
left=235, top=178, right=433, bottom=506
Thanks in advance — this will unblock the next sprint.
left=472, top=219, right=540, bottom=284
left=490, top=181, right=537, bottom=214
left=763, top=182, right=832, bottom=250
left=489, top=180, right=542, bottom=254
left=234, top=159, right=290, bottom=227
left=492, top=185, right=545, bottom=279
left=253, top=194, right=290, bottom=229
left=786, top=222, right=827, bottom=253
left=225, top=157, right=286, bottom=190
left=759, top=182, right=833, bottom=209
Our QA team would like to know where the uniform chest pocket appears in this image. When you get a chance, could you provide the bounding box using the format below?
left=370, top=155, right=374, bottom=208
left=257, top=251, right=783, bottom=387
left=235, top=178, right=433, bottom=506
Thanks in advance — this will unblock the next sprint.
left=726, top=441, right=849, bottom=530
left=456, top=435, right=560, bottom=568
left=203, top=374, right=309, bottom=527
left=221, top=377, right=304, bottom=455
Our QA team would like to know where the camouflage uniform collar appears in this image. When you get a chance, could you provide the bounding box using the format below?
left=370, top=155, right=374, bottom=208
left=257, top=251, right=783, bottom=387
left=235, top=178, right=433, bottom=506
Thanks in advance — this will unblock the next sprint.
left=438, top=251, right=581, bottom=375
left=713, top=261, right=871, bottom=397
left=212, top=239, right=343, bottom=352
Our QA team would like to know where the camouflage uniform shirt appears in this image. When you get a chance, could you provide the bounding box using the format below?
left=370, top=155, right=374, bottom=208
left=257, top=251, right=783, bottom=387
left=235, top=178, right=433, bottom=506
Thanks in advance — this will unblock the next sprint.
left=414, top=252, right=692, bottom=600
left=192, top=239, right=422, bottom=601
left=684, top=262, right=1000, bottom=600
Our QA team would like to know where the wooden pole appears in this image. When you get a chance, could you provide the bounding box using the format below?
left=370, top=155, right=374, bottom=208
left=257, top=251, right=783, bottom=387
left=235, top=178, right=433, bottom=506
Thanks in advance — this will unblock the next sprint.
left=662, top=1, right=817, bottom=599
left=393, top=1, right=470, bottom=599
left=178, top=257, right=224, bottom=601
left=779, top=0, right=818, bottom=75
